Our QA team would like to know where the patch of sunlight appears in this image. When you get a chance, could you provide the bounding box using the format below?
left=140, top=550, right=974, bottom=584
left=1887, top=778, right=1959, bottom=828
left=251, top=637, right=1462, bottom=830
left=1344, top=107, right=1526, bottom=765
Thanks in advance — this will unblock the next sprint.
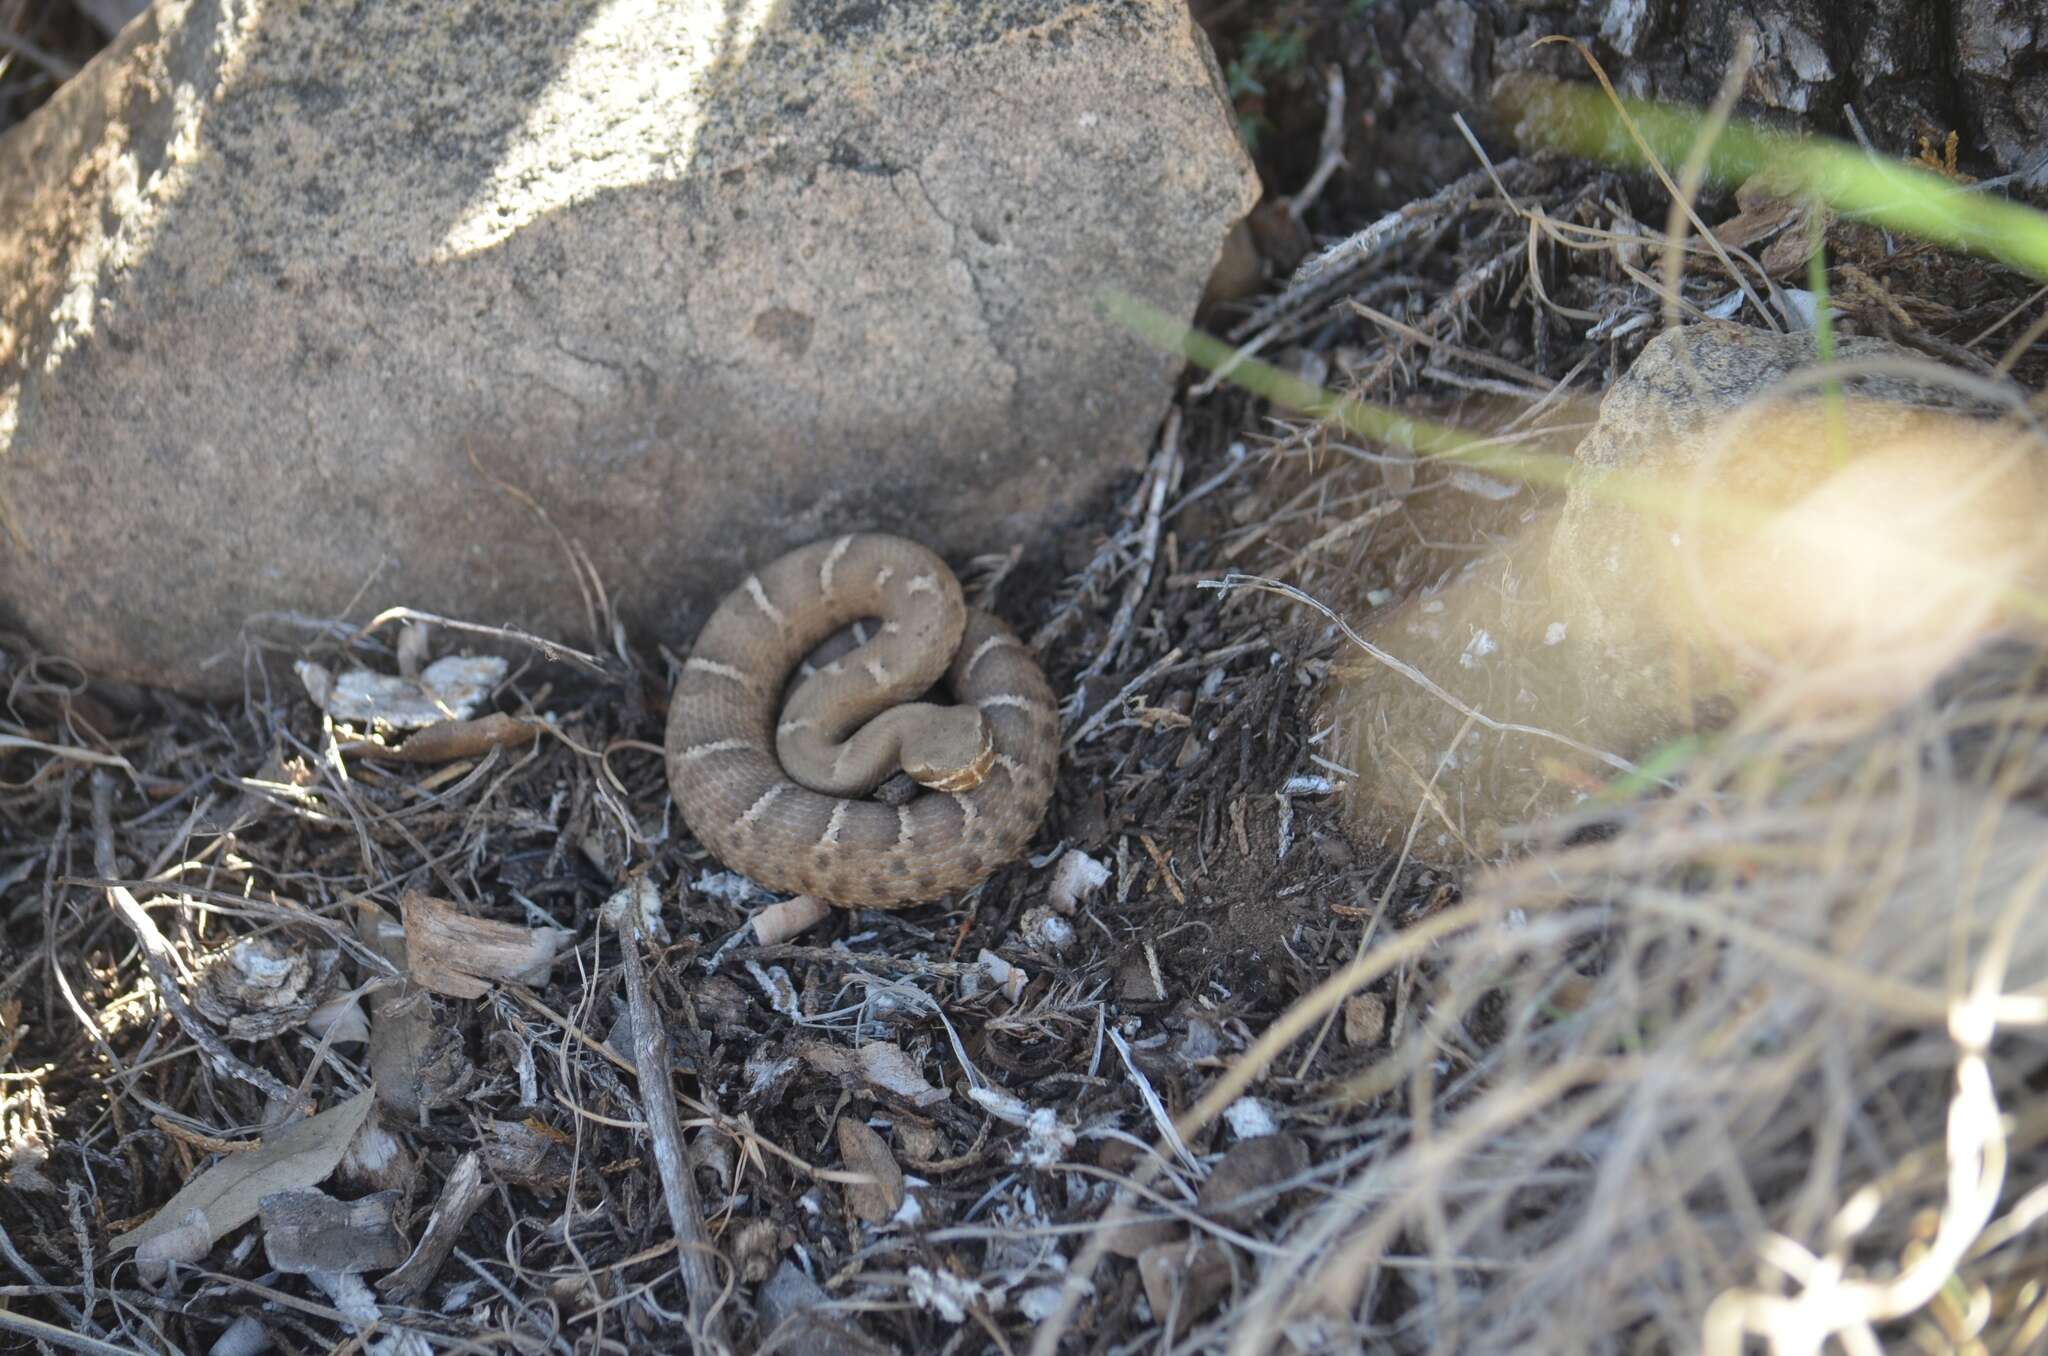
left=29, top=6, right=263, bottom=377
left=433, top=0, right=779, bottom=262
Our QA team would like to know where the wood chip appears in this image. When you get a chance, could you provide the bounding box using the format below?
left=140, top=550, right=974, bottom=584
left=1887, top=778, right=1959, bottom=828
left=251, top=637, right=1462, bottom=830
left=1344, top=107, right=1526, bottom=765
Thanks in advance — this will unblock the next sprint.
left=357, top=902, right=471, bottom=1117
left=753, top=894, right=833, bottom=945
left=378, top=1151, right=486, bottom=1302
left=480, top=1119, right=575, bottom=1193
left=400, top=889, right=568, bottom=1000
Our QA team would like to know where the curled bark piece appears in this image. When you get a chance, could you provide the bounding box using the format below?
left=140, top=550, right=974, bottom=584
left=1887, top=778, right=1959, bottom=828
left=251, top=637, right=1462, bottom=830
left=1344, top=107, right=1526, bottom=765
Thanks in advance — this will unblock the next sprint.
left=257, top=1188, right=406, bottom=1276
left=399, top=890, right=567, bottom=1000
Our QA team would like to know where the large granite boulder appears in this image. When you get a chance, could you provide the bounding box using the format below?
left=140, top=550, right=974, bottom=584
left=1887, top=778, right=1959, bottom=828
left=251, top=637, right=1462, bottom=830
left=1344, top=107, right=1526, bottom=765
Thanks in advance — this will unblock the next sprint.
left=0, top=0, right=1258, bottom=695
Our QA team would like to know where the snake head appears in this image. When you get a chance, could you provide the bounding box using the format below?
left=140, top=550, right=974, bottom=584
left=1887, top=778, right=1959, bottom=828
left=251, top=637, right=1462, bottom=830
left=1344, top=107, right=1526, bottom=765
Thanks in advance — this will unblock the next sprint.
left=902, top=707, right=996, bottom=793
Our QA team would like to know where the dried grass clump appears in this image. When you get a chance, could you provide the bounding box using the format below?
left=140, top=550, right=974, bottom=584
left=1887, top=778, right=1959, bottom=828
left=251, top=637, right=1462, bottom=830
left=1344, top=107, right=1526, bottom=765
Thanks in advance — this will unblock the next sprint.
left=1220, top=637, right=2048, bottom=1354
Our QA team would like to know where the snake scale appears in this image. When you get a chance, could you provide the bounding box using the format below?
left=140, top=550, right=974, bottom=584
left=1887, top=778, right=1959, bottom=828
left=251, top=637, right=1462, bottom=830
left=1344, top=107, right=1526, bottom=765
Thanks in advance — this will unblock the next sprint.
left=665, top=533, right=1059, bottom=908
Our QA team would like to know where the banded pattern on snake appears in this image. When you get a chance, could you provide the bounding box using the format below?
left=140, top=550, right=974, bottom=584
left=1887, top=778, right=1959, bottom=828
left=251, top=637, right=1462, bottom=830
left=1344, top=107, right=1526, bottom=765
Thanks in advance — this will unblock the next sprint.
left=664, top=534, right=1059, bottom=908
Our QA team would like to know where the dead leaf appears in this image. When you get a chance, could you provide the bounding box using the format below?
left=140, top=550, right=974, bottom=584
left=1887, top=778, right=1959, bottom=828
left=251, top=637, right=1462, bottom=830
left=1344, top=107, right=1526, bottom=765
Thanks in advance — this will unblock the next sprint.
left=798, top=1041, right=948, bottom=1107
left=400, top=890, right=567, bottom=999
left=111, top=1089, right=376, bottom=1253
left=356, top=902, right=471, bottom=1117
left=835, top=1118, right=905, bottom=1224
left=341, top=712, right=542, bottom=763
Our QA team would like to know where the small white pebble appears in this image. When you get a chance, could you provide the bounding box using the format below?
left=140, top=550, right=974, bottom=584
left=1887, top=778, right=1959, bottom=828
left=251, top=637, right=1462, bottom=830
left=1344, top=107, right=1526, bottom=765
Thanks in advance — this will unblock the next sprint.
left=1223, top=1098, right=1280, bottom=1139
left=1544, top=621, right=1568, bottom=646
left=1050, top=849, right=1110, bottom=914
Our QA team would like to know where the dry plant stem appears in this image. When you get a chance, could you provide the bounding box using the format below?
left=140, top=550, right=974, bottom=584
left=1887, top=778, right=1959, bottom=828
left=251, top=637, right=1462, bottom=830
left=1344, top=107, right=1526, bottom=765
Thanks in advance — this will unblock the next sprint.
left=1454, top=112, right=1604, bottom=330
left=1289, top=63, right=1348, bottom=221
left=1350, top=301, right=1550, bottom=389
left=0, top=29, right=78, bottom=79
left=0, top=1307, right=145, bottom=1356
left=1077, top=411, right=1181, bottom=686
left=377, top=1151, right=487, bottom=1303
left=1542, top=37, right=1779, bottom=332
left=355, top=606, right=614, bottom=680
left=0, top=1217, right=82, bottom=1332
left=89, top=772, right=309, bottom=1112
left=1660, top=32, right=1760, bottom=335
left=1965, top=278, right=2048, bottom=348
left=1340, top=248, right=1522, bottom=398
left=615, top=911, right=728, bottom=1349
left=1702, top=862, right=2040, bottom=1352
left=1224, top=162, right=1504, bottom=348
left=1064, top=647, right=1186, bottom=752
left=504, top=985, right=853, bottom=1185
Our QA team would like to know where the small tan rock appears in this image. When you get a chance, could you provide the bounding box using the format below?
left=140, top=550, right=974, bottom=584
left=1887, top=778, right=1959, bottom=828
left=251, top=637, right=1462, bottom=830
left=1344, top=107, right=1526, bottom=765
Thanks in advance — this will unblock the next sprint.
left=892, top=1116, right=946, bottom=1166
left=1137, top=1237, right=1234, bottom=1331
left=1548, top=320, right=2046, bottom=747
left=1343, top=993, right=1387, bottom=1046
left=1100, top=1214, right=1184, bottom=1259
left=1198, top=1134, right=1309, bottom=1228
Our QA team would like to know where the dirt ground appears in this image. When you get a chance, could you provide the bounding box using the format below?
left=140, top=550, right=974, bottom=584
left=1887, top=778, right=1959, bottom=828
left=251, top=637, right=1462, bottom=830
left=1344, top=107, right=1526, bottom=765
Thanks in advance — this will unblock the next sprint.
left=7, top=3, right=2048, bottom=1355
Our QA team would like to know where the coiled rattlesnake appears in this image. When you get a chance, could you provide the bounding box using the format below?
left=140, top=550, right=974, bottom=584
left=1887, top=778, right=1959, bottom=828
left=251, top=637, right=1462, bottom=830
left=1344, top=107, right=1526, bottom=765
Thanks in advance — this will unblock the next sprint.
left=665, top=533, right=1058, bottom=908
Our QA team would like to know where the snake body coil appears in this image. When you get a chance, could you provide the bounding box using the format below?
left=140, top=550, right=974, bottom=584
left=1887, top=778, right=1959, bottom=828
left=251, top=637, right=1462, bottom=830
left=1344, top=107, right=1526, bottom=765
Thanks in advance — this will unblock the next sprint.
left=665, top=534, right=1058, bottom=908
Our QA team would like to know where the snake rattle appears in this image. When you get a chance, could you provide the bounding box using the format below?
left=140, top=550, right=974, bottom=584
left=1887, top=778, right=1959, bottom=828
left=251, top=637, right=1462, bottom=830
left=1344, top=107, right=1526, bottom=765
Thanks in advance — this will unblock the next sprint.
left=665, top=533, right=1059, bottom=908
